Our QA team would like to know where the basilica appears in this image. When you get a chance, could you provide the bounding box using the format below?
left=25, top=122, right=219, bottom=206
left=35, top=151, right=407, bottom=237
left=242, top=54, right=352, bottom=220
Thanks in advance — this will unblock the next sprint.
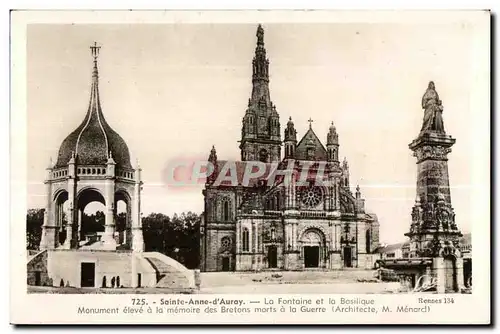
left=200, top=25, right=381, bottom=272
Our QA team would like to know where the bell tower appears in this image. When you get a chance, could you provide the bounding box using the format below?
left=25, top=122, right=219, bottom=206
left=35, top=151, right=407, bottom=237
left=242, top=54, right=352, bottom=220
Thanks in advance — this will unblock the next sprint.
left=240, top=25, right=281, bottom=163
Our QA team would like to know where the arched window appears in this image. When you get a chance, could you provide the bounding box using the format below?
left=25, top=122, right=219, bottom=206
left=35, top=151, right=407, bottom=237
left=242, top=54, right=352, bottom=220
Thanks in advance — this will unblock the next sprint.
left=271, top=228, right=276, bottom=240
left=259, top=149, right=269, bottom=163
left=242, top=228, right=250, bottom=252
left=223, top=201, right=230, bottom=221
left=366, top=229, right=371, bottom=253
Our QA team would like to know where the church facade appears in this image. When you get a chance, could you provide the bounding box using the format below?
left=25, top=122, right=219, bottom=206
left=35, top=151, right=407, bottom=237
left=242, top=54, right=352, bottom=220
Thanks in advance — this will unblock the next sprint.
left=199, top=25, right=380, bottom=272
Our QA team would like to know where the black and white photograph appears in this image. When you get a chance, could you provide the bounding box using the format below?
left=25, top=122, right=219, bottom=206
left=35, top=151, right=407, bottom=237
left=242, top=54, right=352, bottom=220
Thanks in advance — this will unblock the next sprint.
left=10, top=9, right=490, bottom=325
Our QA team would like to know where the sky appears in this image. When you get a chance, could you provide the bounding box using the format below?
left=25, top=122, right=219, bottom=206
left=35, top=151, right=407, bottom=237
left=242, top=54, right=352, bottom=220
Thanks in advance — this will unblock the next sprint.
left=26, top=21, right=487, bottom=244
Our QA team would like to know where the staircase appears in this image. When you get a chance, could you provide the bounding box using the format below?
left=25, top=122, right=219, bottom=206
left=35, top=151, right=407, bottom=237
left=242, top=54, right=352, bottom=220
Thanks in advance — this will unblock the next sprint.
left=142, top=252, right=196, bottom=289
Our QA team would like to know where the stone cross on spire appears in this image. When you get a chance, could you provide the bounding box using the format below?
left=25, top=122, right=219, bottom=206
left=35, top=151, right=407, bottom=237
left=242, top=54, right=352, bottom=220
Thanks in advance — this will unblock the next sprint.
left=308, top=118, right=314, bottom=128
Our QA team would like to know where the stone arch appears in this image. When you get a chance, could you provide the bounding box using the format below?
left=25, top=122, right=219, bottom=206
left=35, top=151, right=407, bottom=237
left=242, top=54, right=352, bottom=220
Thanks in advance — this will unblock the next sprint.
left=115, top=189, right=132, bottom=247
left=217, top=195, right=232, bottom=221
left=297, top=224, right=330, bottom=243
left=76, top=187, right=106, bottom=208
left=53, top=189, right=69, bottom=247
left=76, top=188, right=106, bottom=243
left=300, top=228, right=326, bottom=245
left=241, top=227, right=250, bottom=252
left=299, top=228, right=327, bottom=268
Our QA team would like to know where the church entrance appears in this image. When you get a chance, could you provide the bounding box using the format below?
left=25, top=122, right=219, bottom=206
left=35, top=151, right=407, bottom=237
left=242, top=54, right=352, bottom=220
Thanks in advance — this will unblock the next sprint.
left=221, top=257, right=230, bottom=271
left=80, top=262, right=95, bottom=287
left=443, top=256, right=457, bottom=292
left=268, top=246, right=278, bottom=268
left=343, top=247, right=352, bottom=268
left=304, top=246, right=319, bottom=268
left=300, top=228, right=325, bottom=269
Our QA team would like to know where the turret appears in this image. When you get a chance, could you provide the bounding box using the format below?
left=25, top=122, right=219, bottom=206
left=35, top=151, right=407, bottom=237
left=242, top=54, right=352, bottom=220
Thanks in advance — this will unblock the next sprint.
left=326, top=122, right=339, bottom=164
left=284, top=117, right=297, bottom=159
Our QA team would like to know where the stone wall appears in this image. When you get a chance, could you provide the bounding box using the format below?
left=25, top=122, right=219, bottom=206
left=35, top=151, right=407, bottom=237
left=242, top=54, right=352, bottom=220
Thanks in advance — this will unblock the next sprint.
left=27, top=251, right=52, bottom=286
left=46, top=250, right=155, bottom=288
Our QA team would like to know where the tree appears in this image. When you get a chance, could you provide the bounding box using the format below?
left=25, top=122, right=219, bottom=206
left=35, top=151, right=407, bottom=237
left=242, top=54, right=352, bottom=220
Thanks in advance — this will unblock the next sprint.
left=142, top=211, right=201, bottom=269
left=26, top=209, right=44, bottom=250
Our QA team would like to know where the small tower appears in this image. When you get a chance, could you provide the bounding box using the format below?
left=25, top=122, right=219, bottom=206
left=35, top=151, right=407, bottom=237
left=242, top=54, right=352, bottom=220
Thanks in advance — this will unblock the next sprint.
left=283, top=117, right=297, bottom=159
left=207, top=145, right=218, bottom=184
left=326, top=122, right=339, bottom=165
left=240, top=25, right=282, bottom=162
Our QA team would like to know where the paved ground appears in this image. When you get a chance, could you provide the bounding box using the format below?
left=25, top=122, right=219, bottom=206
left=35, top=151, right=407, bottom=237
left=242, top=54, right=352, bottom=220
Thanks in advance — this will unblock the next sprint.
left=28, top=286, right=195, bottom=294
left=28, top=270, right=401, bottom=294
left=198, top=282, right=400, bottom=294
left=198, top=270, right=400, bottom=294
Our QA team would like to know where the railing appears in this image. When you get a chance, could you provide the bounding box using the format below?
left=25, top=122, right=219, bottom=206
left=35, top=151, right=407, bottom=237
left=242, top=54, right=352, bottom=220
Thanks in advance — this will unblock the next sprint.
left=77, top=167, right=107, bottom=176
left=263, top=210, right=281, bottom=217
left=51, top=167, right=134, bottom=180
left=300, top=211, right=327, bottom=218
left=51, top=168, right=68, bottom=179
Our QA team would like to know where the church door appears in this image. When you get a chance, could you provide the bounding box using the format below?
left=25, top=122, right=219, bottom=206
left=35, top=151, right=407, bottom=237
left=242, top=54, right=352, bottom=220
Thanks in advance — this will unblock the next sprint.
left=444, top=256, right=457, bottom=292
left=221, top=257, right=230, bottom=271
left=343, top=247, right=352, bottom=268
left=268, top=246, right=278, bottom=268
left=304, top=246, right=320, bottom=268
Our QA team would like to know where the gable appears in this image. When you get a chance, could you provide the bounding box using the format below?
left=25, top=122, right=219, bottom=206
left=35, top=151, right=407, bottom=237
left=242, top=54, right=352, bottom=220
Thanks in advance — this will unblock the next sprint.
left=295, top=128, right=328, bottom=161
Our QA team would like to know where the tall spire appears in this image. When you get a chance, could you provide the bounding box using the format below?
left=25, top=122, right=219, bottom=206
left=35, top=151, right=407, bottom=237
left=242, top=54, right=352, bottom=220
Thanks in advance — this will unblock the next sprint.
left=240, top=25, right=281, bottom=162
left=253, top=24, right=269, bottom=83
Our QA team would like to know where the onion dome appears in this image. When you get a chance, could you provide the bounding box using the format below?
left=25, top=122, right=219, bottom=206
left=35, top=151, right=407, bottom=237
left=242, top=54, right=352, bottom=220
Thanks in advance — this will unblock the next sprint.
left=54, top=43, right=132, bottom=169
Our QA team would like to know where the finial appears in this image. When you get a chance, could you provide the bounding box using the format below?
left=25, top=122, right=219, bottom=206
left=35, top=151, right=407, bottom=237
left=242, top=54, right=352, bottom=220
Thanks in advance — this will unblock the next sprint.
left=90, top=42, right=101, bottom=61
left=289, top=116, right=292, bottom=121
left=136, top=158, right=140, bottom=169
left=308, top=118, right=314, bottom=128
left=356, top=184, right=360, bottom=192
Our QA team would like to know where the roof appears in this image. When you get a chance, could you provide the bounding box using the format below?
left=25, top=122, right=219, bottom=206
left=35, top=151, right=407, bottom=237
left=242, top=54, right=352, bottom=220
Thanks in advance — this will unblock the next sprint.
left=294, top=127, right=328, bottom=161
left=373, top=242, right=409, bottom=254
left=55, top=55, right=132, bottom=169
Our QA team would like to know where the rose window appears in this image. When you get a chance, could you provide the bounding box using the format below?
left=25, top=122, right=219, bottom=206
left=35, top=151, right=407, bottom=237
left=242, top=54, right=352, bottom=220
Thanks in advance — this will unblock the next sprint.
left=221, top=237, right=231, bottom=249
left=300, top=186, right=323, bottom=208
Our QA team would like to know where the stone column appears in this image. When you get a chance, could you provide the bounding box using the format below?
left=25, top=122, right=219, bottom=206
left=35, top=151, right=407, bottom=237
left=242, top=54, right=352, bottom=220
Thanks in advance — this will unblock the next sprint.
left=235, top=219, right=241, bottom=271
left=63, top=156, right=76, bottom=249
left=102, top=155, right=117, bottom=249
left=40, top=167, right=55, bottom=250
left=433, top=257, right=445, bottom=294
left=251, top=220, right=256, bottom=270
left=455, top=257, right=465, bottom=291
left=334, top=179, right=340, bottom=210
left=77, top=209, right=82, bottom=246
left=335, top=223, right=341, bottom=250
left=131, top=163, right=144, bottom=252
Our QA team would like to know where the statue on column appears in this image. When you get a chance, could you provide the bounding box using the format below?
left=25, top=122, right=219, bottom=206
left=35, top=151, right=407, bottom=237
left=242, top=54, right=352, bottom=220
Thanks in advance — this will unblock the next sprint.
left=420, top=81, right=445, bottom=134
